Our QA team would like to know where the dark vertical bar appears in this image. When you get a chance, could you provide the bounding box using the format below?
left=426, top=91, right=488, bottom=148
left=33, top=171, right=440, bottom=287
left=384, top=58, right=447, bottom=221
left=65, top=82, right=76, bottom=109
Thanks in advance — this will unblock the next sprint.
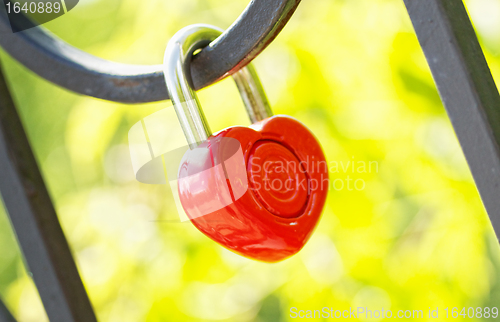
left=0, top=299, right=16, bottom=322
left=403, top=0, right=500, bottom=238
left=0, top=60, right=97, bottom=321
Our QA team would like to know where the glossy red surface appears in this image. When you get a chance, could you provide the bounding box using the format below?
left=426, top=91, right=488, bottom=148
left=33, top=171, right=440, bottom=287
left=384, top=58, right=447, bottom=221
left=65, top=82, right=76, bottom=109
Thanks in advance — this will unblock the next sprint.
left=178, top=115, right=329, bottom=262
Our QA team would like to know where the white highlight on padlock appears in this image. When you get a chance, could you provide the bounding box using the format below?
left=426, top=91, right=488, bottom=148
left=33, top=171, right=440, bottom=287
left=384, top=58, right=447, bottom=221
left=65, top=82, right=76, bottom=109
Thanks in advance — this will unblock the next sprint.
left=128, top=102, right=248, bottom=222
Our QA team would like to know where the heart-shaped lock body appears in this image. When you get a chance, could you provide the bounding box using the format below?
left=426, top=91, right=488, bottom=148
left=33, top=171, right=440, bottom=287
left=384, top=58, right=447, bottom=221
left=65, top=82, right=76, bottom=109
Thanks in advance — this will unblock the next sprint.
left=178, top=115, right=328, bottom=262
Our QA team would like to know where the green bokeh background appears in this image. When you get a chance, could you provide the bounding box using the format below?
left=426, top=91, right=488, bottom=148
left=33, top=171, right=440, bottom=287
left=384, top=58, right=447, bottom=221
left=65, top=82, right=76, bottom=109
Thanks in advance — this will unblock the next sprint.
left=1, top=0, right=500, bottom=321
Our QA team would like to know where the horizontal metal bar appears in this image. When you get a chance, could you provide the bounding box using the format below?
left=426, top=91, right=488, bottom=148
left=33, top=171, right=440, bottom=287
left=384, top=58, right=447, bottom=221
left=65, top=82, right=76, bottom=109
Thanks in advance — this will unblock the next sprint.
left=0, top=59, right=97, bottom=322
left=403, top=0, right=500, bottom=238
left=0, top=0, right=300, bottom=103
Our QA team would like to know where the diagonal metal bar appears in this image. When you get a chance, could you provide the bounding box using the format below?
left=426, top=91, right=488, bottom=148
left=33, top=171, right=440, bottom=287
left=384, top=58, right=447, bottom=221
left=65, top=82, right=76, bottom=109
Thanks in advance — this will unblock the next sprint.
left=0, top=299, right=16, bottom=322
left=403, top=0, right=500, bottom=238
left=0, top=59, right=97, bottom=321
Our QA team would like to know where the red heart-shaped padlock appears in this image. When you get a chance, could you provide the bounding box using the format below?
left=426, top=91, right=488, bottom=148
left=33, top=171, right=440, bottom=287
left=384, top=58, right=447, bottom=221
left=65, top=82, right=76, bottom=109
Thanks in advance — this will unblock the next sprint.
left=178, top=115, right=328, bottom=262
left=163, top=25, right=329, bottom=262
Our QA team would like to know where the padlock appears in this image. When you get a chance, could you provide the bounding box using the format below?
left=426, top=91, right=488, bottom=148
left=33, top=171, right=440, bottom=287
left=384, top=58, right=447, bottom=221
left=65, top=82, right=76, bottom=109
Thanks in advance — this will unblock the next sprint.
left=164, top=24, right=329, bottom=262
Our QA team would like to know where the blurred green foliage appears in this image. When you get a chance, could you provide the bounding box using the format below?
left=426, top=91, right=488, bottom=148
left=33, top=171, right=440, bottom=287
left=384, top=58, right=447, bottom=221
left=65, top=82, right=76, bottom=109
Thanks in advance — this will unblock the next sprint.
left=1, top=0, right=500, bottom=321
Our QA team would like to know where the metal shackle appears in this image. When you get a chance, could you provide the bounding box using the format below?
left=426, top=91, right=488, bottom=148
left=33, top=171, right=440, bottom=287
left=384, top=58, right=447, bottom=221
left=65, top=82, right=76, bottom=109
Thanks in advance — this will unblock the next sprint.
left=163, top=24, right=273, bottom=149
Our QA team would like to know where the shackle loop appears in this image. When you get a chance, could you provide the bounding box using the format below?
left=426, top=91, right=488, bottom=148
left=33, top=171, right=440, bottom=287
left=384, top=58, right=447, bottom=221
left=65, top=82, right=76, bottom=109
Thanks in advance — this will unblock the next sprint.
left=163, top=24, right=273, bottom=149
